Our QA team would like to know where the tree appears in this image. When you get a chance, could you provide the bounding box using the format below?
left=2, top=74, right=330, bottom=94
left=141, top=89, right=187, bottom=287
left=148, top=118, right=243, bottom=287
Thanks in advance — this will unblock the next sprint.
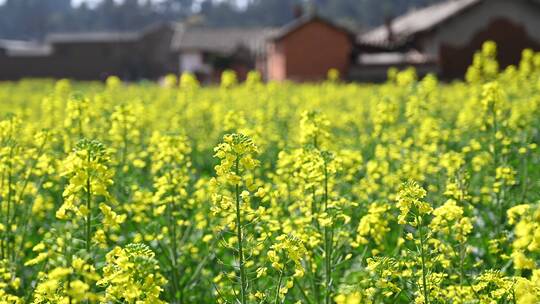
left=0, top=0, right=445, bottom=40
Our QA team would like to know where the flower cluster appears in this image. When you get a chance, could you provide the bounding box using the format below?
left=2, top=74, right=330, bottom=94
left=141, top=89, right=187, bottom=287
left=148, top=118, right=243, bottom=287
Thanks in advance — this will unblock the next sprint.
left=57, top=139, right=114, bottom=220
left=396, top=181, right=431, bottom=225
left=1, top=41, right=540, bottom=303
left=214, top=133, right=259, bottom=186
left=98, top=243, right=167, bottom=303
left=430, top=199, right=473, bottom=242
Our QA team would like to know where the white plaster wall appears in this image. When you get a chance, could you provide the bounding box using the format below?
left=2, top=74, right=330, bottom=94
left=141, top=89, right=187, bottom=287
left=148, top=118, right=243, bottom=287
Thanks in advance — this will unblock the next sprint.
left=422, top=0, right=540, bottom=56
left=180, top=51, right=204, bottom=72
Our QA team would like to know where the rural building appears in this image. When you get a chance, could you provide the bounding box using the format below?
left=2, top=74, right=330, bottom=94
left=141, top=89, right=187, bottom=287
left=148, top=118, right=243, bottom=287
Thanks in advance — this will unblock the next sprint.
left=0, top=23, right=175, bottom=80
left=265, top=15, right=354, bottom=82
left=0, top=15, right=353, bottom=82
left=170, top=15, right=354, bottom=82
left=355, top=0, right=540, bottom=81
left=3, top=0, right=540, bottom=83
left=170, top=25, right=275, bottom=82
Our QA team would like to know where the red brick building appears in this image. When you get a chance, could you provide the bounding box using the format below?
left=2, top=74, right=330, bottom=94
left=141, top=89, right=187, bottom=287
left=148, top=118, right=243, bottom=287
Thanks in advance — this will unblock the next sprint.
left=265, top=15, right=354, bottom=82
left=171, top=15, right=354, bottom=83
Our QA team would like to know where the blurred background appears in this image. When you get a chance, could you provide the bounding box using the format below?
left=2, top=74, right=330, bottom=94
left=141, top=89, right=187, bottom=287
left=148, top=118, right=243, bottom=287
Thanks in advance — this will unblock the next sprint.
left=1, top=0, right=540, bottom=83
left=0, top=0, right=434, bottom=40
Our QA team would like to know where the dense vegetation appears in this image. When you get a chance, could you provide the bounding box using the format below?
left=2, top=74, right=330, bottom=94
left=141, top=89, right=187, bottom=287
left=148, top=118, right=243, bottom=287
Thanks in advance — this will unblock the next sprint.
left=0, top=42, right=539, bottom=303
left=0, top=0, right=442, bottom=40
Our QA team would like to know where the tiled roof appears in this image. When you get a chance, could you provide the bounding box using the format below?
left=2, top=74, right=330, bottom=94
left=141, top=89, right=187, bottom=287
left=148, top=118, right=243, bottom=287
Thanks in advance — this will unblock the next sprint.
left=45, top=31, right=140, bottom=44
left=269, top=14, right=354, bottom=41
left=2, top=15, right=351, bottom=58
left=171, top=24, right=277, bottom=55
left=44, top=22, right=173, bottom=44
left=170, top=15, right=352, bottom=55
left=0, top=39, right=53, bottom=56
left=359, top=0, right=480, bottom=48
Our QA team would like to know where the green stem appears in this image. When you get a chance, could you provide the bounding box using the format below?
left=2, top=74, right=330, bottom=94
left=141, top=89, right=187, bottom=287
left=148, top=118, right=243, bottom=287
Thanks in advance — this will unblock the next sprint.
left=323, top=161, right=332, bottom=304
left=459, top=241, right=465, bottom=287
left=11, top=135, right=49, bottom=262
left=64, top=235, right=73, bottom=304
left=311, top=187, right=318, bottom=230
left=121, top=117, right=128, bottom=167
left=77, top=103, right=84, bottom=139
left=234, top=157, right=247, bottom=304
left=294, top=278, right=314, bottom=304
left=416, top=214, right=430, bottom=304
left=167, top=174, right=180, bottom=302
left=13, top=133, right=48, bottom=221
left=85, top=163, right=92, bottom=253
left=490, top=105, right=503, bottom=234
left=307, top=259, right=321, bottom=304
left=520, top=152, right=529, bottom=202
left=4, top=145, right=14, bottom=260
left=274, top=271, right=284, bottom=304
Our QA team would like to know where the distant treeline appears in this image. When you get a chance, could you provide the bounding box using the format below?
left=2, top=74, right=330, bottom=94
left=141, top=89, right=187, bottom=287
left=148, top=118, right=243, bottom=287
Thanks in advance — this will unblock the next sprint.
left=0, top=0, right=442, bottom=40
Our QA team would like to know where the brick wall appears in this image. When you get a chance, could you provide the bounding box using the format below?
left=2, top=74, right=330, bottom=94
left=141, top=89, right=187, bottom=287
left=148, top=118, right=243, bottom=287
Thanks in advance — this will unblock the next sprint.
left=267, top=20, right=352, bottom=81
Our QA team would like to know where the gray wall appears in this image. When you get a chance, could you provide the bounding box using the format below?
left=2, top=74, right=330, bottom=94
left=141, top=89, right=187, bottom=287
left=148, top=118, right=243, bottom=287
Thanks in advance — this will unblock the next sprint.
left=421, top=0, right=540, bottom=55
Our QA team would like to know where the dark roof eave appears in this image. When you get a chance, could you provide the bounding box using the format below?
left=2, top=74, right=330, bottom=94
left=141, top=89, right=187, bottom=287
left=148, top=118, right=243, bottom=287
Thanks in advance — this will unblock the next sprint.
left=357, top=36, right=415, bottom=52
left=177, top=47, right=232, bottom=55
left=46, top=38, right=139, bottom=44
left=49, top=39, right=139, bottom=44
